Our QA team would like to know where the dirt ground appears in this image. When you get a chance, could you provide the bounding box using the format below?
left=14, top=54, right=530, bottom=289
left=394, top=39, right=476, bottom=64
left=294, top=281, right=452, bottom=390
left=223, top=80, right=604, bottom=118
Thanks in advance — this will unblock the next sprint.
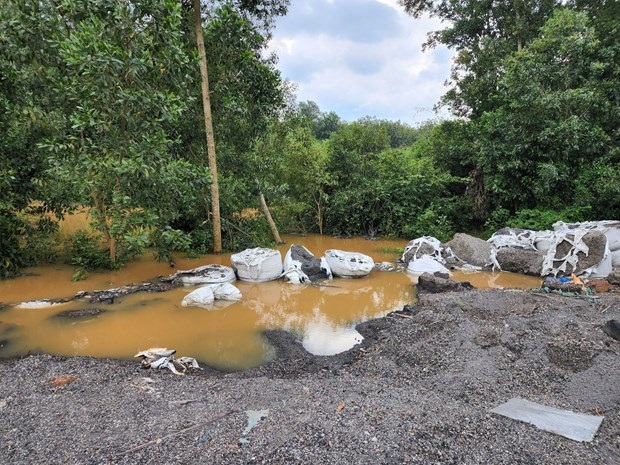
left=1, top=286, right=618, bottom=465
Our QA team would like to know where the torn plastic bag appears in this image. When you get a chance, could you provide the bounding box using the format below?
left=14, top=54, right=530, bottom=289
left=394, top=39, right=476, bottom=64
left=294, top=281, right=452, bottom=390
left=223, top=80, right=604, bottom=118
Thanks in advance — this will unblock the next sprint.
left=401, top=236, right=443, bottom=264
left=161, top=264, right=236, bottom=286
left=283, top=244, right=332, bottom=282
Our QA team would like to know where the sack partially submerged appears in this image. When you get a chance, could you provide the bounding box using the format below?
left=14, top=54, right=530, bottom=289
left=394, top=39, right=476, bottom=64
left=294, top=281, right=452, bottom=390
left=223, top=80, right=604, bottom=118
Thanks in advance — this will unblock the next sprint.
left=324, top=249, right=374, bottom=278
left=232, top=247, right=283, bottom=282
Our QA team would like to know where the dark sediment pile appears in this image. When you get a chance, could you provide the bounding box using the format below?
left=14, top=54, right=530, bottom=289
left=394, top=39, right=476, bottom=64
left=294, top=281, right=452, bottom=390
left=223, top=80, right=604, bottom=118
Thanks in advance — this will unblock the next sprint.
left=0, top=289, right=618, bottom=465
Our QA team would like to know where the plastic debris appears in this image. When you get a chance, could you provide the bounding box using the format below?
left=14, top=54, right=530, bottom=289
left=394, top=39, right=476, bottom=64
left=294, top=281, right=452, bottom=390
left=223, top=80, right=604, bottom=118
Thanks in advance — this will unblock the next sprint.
left=280, top=260, right=311, bottom=284
left=238, top=409, right=269, bottom=445
left=182, top=283, right=242, bottom=308
left=161, top=264, right=236, bottom=286
left=134, top=347, right=201, bottom=375
left=182, top=286, right=214, bottom=307
left=491, top=398, right=604, bottom=442
left=401, top=236, right=444, bottom=263
left=406, top=255, right=450, bottom=275
left=400, top=236, right=452, bottom=275
left=540, top=274, right=586, bottom=294
left=488, top=222, right=616, bottom=278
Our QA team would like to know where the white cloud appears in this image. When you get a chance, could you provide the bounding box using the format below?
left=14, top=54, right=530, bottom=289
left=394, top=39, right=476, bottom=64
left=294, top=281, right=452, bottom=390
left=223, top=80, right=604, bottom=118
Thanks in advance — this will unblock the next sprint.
left=268, top=0, right=454, bottom=125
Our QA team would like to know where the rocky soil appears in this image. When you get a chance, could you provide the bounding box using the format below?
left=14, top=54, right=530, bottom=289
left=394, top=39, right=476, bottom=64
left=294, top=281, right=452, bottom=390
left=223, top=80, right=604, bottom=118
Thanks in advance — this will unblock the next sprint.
left=1, top=287, right=619, bottom=465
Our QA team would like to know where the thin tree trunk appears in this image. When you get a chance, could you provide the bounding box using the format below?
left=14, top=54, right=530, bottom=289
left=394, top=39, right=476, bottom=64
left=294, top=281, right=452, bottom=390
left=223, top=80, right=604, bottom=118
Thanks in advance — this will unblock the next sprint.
left=193, top=0, right=222, bottom=253
left=466, top=166, right=488, bottom=223
left=513, top=0, right=523, bottom=51
left=315, top=196, right=324, bottom=235
left=258, top=189, right=284, bottom=244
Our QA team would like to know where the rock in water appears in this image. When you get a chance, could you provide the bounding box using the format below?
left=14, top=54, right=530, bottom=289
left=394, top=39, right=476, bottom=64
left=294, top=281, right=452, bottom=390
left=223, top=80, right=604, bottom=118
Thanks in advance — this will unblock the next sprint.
left=444, top=233, right=492, bottom=267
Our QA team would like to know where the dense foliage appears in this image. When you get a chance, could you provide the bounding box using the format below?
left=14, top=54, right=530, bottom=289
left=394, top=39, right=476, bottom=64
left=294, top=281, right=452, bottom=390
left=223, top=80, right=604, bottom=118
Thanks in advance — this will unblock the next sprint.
left=0, top=0, right=617, bottom=278
left=399, top=0, right=619, bottom=227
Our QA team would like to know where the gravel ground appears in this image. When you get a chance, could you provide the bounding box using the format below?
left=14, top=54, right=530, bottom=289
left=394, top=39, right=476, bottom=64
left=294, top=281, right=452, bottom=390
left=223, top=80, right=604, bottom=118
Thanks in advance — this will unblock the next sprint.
left=1, top=288, right=618, bottom=465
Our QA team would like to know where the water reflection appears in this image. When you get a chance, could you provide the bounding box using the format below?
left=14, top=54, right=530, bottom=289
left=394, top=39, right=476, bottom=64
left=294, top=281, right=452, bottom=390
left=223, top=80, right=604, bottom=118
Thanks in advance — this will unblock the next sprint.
left=0, top=234, right=541, bottom=371
left=302, top=319, right=363, bottom=356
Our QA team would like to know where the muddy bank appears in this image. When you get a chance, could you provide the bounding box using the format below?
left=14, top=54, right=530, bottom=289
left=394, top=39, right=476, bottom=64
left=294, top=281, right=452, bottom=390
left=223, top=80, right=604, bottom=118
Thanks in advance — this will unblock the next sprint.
left=0, top=289, right=618, bottom=464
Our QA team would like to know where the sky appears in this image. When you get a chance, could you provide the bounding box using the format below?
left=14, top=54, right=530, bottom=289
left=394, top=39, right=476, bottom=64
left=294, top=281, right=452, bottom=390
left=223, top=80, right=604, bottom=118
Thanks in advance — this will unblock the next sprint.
left=267, top=0, right=454, bottom=126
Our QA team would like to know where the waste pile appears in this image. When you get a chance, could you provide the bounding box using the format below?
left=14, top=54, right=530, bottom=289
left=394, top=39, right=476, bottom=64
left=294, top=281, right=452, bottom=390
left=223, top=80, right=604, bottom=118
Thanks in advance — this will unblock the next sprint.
left=400, top=220, right=619, bottom=281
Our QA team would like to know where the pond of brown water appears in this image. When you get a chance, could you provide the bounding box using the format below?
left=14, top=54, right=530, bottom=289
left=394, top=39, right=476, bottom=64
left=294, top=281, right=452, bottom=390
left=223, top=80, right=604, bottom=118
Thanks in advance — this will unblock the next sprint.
left=0, top=234, right=541, bottom=371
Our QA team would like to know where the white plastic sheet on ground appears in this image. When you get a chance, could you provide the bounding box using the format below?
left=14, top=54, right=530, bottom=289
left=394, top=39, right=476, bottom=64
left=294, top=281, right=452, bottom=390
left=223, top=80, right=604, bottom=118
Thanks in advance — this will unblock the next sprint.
left=487, top=229, right=540, bottom=251
left=491, top=398, right=604, bottom=442
left=324, top=249, right=374, bottom=278
left=134, top=347, right=200, bottom=375
left=487, top=230, right=537, bottom=272
left=540, top=228, right=590, bottom=277
left=16, top=300, right=67, bottom=309
left=231, top=247, right=283, bottom=282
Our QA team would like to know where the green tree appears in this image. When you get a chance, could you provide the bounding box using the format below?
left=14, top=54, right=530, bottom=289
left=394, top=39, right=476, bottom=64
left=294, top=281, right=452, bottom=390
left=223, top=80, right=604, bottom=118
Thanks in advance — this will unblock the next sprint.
left=206, top=4, right=287, bottom=171
left=296, top=101, right=342, bottom=140
left=477, top=9, right=618, bottom=216
left=0, top=0, right=80, bottom=275
left=167, top=1, right=291, bottom=252
left=399, top=0, right=559, bottom=117
left=411, top=121, right=479, bottom=230
left=326, top=118, right=391, bottom=189
left=176, top=3, right=289, bottom=248
left=34, top=0, right=206, bottom=266
left=276, top=126, right=332, bottom=234
left=321, top=119, right=455, bottom=238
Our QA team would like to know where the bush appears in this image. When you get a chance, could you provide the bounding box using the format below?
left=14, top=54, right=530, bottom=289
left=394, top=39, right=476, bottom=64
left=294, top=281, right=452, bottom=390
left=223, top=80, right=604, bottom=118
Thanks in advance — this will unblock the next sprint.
left=0, top=214, right=26, bottom=279
left=150, top=226, right=192, bottom=263
left=64, top=230, right=112, bottom=278
left=485, top=206, right=593, bottom=236
left=402, top=207, right=454, bottom=242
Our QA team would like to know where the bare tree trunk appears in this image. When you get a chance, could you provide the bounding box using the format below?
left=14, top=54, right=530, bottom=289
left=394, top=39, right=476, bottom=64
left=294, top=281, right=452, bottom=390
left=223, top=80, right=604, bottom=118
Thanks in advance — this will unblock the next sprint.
left=193, top=0, right=222, bottom=253
left=466, top=166, right=488, bottom=223
left=315, top=195, right=324, bottom=235
left=513, top=0, right=523, bottom=51
left=258, top=188, right=284, bottom=244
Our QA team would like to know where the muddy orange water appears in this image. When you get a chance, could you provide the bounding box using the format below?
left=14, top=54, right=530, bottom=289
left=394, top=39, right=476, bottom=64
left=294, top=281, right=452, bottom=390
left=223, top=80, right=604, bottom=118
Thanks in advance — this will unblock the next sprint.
left=0, top=234, right=541, bottom=371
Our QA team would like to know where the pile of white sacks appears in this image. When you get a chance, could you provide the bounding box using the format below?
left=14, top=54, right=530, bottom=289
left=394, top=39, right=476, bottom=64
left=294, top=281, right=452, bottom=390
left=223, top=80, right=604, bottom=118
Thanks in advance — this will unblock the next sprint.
left=172, top=245, right=375, bottom=309
left=402, top=220, right=620, bottom=279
